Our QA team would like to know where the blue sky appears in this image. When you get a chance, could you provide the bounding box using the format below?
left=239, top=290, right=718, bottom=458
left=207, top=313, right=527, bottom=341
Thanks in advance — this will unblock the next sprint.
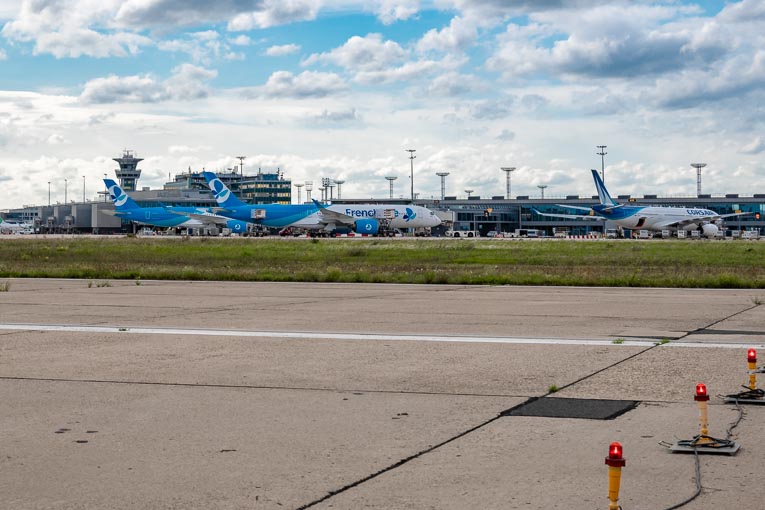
left=0, top=0, right=763, bottom=209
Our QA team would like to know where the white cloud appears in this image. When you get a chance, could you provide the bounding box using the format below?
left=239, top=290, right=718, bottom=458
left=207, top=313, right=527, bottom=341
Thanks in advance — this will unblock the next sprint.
left=229, top=35, right=252, bottom=46
left=255, top=70, right=347, bottom=98
left=227, top=0, right=319, bottom=30
left=416, top=16, right=477, bottom=53
left=80, top=64, right=217, bottom=104
left=2, top=1, right=152, bottom=58
left=375, top=0, right=419, bottom=25
left=304, top=33, right=407, bottom=72
left=0, top=47, right=6, bottom=60
left=739, top=136, right=765, bottom=155
left=265, top=44, right=300, bottom=57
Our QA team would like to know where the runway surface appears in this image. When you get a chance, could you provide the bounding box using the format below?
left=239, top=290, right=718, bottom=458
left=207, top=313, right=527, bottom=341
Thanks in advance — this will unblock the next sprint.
left=1, top=279, right=764, bottom=509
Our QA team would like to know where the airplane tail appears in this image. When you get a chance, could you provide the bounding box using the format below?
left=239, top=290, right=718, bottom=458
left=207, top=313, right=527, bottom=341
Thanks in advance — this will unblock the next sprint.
left=202, top=171, right=246, bottom=208
left=103, top=179, right=140, bottom=211
left=591, top=169, right=618, bottom=207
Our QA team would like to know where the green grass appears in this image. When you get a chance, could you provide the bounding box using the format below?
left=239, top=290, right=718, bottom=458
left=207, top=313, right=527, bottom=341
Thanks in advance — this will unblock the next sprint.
left=1, top=237, right=765, bottom=287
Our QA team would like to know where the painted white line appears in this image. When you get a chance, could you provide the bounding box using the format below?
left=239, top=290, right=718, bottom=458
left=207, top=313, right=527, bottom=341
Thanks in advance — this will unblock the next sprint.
left=1, top=323, right=763, bottom=350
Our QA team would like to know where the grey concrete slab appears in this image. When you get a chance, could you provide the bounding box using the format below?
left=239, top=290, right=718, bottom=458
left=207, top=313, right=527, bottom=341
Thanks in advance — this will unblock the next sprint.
left=554, top=345, right=759, bottom=402
left=1, top=279, right=760, bottom=340
left=0, top=331, right=640, bottom=396
left=0, top=378, right=519, bottom=510
left=2, top=279, right=765, bottom=510
left=312, top=403, right=765, bottom=510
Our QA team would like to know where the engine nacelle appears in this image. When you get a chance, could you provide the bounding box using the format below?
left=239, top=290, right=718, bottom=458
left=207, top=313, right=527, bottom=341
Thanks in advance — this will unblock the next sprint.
left=701, top=223, right=719, bottom=238
left=226, top=219, right=249, bottom=233
left=353, top=219, right=379, bottom=235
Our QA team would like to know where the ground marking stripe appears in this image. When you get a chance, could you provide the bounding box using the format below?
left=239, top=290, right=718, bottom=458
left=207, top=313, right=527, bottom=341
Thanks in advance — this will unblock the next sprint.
left=0, top=323, right=761, bottom=349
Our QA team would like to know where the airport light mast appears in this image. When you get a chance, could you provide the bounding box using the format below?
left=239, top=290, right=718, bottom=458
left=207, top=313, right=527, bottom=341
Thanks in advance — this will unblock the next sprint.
left=305, top=181, right=313, bottom=202
left=294, top=183, right=304, bottom=204
left=691, top=163, right=707, bottom=196
left=82, top=175, right=86, bottom=203
left=385, top=176, right=397, bottom=199
left=406, top=149, right=416, bottom=201
left=237, top=156, right=246, bottom=178
left=64, top=178, right=67, bottom=204
left=334, top=179, right=345, bottom=199
left=501, top=167, right=516, bottom=199
left=436, top=172, right=449, bottom=200
left=596, top=145, right=607, bottom=183
left=465, top=189, right=474, bottom=198
left=538, top=184, right=547, bottom=200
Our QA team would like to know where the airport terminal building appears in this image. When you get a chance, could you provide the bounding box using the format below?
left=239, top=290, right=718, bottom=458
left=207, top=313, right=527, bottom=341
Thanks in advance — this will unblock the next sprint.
left=2, top=151, right=764, bottom=236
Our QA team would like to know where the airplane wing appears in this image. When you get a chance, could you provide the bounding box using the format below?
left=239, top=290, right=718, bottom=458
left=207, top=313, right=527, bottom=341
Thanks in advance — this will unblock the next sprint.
left=532, top=208, right=605, bottom=221
left=311, top=200, right=356, bottom=226
left=166, top=209, right=232, bottom=226
left=654, top=212, right=753, bottom=229
left=558, top=204, right=596, bottom=212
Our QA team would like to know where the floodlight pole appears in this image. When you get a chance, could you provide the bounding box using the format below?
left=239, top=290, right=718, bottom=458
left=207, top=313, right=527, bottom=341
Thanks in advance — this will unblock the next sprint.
left=501, top=167, right=516, bottom=199
left=597, top=145, right=607, bottom=183
left=691, top=163, right=707, bottom=196
left=406, top=149, right=416, bottom=201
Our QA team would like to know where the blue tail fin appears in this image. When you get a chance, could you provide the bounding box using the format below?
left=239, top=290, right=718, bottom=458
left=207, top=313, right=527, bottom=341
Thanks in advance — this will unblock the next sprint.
left=104, top=179, right=140, bottom=211
left=591, top=169, right=618, bottom=207
left=202, top=171, right=246, bottom=208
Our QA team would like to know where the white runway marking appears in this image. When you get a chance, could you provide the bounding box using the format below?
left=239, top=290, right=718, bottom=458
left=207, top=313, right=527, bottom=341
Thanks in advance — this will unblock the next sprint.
left=0, top=323, right=762, bottom=349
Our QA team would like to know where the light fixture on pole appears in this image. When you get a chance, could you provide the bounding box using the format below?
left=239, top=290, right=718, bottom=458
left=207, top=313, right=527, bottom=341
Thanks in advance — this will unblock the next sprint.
left=405, top=149, right=416, bottom=201
left=385, top=176, right=398, bottom=199
left=82, top=175, right=86, bottom=203
left=305, top=181, right=313, bottom=202
left=436, top=172, right=449, bottom=200
left=538, top=184, right=547, bottom=199
left=501, top=167, right=516, bottom=199
left=465, top=189, right=474, bottom=198
left=294, top=183, right=304, bottom=204
left=691, top=163, right=707, bottom=196
left=237, top=156, right=246, bottom=177
left=334, top=179, right=345, bottom=199
left=48, top=181, right=51, bottom=206
left=64, top=178, right=68, bottom=204
left=596, top=145, right=607, bottom=183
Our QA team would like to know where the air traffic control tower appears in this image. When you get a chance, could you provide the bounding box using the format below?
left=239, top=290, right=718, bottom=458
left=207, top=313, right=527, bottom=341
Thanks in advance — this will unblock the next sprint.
left=113, top=150, right=142, bottom=191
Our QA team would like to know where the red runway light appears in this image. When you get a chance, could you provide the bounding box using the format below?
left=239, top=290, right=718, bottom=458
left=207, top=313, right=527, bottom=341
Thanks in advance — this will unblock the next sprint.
left=605, top=441, right=626, bottom=467
left=748, top=348, right=757, bottom=364
left=609, top=442, right=623, bottom=460
left=695, top=383, right=709, bottom=401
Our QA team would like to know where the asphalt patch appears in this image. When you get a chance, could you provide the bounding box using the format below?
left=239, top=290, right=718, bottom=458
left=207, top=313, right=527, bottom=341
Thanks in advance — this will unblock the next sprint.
left=502, top=397, right=639, bottom=420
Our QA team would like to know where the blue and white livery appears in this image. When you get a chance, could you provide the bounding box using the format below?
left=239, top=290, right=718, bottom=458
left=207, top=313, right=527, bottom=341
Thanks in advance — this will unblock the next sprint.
left=534, top=170, right=750, bottom=238
left=103, top=179, right=250, bottom=233
left=202, top=172, right=441, bottom=234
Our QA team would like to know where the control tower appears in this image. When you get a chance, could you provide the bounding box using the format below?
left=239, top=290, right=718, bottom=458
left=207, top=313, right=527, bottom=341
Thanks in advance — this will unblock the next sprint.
left=113, top=150, right=143, bottom=191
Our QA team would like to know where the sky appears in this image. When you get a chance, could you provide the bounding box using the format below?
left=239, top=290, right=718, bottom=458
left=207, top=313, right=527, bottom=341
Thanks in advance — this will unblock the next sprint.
left=0, top=0, right=764, bottom=208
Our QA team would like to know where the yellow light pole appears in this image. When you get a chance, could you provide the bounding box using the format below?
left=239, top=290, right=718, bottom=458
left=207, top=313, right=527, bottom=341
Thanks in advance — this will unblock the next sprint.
left=605, top=441, right=625, bottom=510
left=748, top=348, right=757, bottom=391
left=695, top=383, right=712, bottom=443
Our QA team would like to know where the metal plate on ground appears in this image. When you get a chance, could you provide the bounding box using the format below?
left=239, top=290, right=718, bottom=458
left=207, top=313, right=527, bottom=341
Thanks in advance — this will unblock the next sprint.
left=723, top=396, right=765, bottom=405
left=501, top=397, right=639, bottom=420
left=670, top=442, right=741, bottom=455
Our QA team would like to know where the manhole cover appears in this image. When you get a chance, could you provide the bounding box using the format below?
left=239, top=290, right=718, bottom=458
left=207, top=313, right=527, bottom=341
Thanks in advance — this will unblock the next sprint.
left=502, top=397, right=639, bottom=420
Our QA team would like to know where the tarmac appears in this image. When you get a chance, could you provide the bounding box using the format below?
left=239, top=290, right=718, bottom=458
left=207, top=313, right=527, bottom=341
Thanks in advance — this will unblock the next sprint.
left=1, top=279, right=764, bottom=509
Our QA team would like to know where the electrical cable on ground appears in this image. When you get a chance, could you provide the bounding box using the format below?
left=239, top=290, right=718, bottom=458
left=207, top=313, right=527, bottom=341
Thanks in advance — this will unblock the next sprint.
left=659, top=399, right=745, bottom=510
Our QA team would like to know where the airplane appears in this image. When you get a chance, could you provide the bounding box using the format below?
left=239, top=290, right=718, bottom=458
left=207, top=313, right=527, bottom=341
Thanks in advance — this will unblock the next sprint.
left=533, top=169, right=750, bottom=238
left=102, top=179, right=250, bottom=234
left=201, top=171, right=441, bottom=235
left=0, top=218, right=33, bottom=234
